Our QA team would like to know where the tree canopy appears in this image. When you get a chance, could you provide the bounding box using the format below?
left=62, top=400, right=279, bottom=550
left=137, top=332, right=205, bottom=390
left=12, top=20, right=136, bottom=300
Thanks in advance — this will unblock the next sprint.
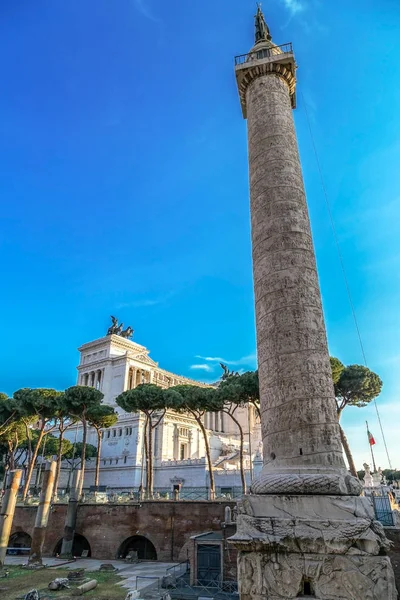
left=330, top=357, right=345, bottom=385
left=117, top=384, right=165, bottom=415
left=330, top=357, right=383, bottom=478
left=13, top=387, right=62, bottom=421
left=64, top=442, right=97, bottom=463
left=63, top=386, right=104, bottom=418
left=331, top=361, right=383, bottom=417
left=0, top=394, right=17, bottom=436
left=31, top=431, right=73, bottom=459
left=165, top=384, right=219, bottom=413
left=87, top=405, right=118, bottom=430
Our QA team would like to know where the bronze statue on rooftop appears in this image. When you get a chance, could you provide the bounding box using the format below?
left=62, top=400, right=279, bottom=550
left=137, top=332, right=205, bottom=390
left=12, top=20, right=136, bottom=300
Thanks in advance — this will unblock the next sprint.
left=107, top=316, right=134, bottom=339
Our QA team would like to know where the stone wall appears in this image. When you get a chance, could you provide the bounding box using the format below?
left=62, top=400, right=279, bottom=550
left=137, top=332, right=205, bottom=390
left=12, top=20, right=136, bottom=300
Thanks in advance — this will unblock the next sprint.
left=11, top=500, right=237, bottom=570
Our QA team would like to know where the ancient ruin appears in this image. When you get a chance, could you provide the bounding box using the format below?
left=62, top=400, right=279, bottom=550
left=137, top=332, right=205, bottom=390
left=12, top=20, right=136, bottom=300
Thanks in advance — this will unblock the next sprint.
left=230, top=7, right=397, bottom=599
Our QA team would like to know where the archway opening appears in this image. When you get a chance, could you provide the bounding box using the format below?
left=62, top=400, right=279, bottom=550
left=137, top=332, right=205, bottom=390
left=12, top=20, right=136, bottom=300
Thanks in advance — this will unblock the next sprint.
left=53, top=534, right=91, bottom=557
left=117, top=535, right=157, bottom=560
left=7, top=532, right=32, bottom=555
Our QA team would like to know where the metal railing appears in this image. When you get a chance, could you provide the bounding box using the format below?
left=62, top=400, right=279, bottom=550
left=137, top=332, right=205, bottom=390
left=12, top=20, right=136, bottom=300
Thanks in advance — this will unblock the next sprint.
left=165, top=570, right=238, bottom=600
left=135, top=575, right=160, bottom=592
left=166, top=561, right=190, bottom=577
left=372, top=495, right=395, bottom=527
left=19, top=485, right=244, bottom=505
left=235, top=42, right=293, bottom=66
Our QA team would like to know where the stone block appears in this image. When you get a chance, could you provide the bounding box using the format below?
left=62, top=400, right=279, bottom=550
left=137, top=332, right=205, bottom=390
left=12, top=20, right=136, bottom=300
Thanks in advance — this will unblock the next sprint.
left=237, top=553, right=396, bottom=599
left=230, top=495, right=397, bottom=599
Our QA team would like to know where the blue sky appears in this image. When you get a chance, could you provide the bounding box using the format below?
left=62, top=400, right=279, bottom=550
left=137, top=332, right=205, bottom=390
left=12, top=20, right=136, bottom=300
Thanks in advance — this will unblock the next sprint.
left=1, top=0, right=399, bottom=470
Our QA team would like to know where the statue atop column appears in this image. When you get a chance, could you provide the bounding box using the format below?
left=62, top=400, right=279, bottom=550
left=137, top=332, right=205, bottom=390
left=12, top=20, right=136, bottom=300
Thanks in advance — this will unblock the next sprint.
left=255, top=4, right=272, bottom=43
left=106, top=316, right=134, bottom=339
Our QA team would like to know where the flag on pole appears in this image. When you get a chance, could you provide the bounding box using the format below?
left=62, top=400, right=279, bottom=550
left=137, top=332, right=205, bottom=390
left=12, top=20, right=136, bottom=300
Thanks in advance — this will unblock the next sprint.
left=367, top=429, right=376, bottom=446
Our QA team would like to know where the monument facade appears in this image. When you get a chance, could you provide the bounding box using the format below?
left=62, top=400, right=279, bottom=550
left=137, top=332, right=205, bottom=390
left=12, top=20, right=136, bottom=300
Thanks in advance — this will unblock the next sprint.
left=62, top=328, right=261, bottom=493
left=230, top=8, right=397, bottom=599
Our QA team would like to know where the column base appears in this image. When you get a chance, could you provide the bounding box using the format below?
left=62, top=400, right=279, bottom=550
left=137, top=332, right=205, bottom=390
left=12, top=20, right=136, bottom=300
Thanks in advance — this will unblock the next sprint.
left=229, top=494, right=397, bottom=599
left=251, top=468, right=363, bottom=496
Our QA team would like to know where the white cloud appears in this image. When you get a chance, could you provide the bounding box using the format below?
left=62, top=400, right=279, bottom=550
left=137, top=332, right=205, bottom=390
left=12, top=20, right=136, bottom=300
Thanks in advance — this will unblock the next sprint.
left=116, top=291, right=175, bottom=309
left=190, top=364, right=214, bottom=373
left=281, top=0, right=305, bottom=15
left=195, top=353, right=257, bottom=367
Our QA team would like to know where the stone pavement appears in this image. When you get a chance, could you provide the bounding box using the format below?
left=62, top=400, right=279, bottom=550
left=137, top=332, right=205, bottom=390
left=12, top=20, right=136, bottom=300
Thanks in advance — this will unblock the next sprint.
left=4, top=556, right=186, bottom=591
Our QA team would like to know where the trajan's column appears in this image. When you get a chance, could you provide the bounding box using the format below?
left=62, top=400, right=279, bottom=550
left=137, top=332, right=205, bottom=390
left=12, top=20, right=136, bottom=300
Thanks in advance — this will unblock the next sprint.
left=230, top=8, right=396, bottom=600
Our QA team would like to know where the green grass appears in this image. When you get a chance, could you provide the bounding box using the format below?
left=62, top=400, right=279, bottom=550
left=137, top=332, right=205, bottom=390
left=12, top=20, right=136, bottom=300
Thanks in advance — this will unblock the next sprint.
left=0, top=566, right=127, bottom=600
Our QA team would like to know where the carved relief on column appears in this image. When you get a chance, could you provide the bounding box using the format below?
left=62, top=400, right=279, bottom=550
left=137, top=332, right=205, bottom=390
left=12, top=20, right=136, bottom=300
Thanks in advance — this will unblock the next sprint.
left=245, top=68, right=361, bottom=497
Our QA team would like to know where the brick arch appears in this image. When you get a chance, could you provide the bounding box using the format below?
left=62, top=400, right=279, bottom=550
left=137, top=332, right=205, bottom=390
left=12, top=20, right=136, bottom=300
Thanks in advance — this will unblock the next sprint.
left=177, top=537, right=192, bottom=562
left=53, top=532, right=92, bottom=558
left=8, top=530, right=32, bottom=552
left=116, top=534, right=158, bottom=560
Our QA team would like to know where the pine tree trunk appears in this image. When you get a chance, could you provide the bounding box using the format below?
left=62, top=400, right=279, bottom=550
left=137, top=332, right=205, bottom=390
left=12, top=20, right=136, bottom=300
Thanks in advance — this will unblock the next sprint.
left=7, top=441, right=15, bottom=471
left=339, top=424, right=358, bottom=478
left=22, top=426, right=45, bottom=500
left=2, top=466, right=9, bottom=494
left=224, top=410, right=246, bottom=494
left=148, top=419, right=153, bottom=499
left=195, top=414, right=215, bottom=500
left=52, top=428, right=64, bottom=501
left=95, top=429, right=102, bottom=488
left=78, top=417, right=87, bottom=497
left=143, top=416, right=149, bottom=499
left=251, top=400, right=261, bottom=421
left=24, top=420, right=32, bottom=472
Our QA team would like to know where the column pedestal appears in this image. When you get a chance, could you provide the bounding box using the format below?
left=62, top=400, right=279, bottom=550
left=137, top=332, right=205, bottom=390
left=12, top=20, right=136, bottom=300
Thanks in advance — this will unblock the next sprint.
left=231, top=494, right=397, bottom=599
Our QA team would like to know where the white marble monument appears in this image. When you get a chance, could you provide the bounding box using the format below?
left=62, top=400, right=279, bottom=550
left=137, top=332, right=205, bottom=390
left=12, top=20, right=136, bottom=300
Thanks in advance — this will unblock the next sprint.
left=62, top=331, right=261, bottom=493
left=230, top=8, right=397, bottom=599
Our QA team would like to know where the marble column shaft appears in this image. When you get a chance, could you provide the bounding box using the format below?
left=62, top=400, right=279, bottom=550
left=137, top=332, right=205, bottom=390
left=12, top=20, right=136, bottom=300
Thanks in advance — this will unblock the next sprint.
left=247, top=73, right=345, bottom=483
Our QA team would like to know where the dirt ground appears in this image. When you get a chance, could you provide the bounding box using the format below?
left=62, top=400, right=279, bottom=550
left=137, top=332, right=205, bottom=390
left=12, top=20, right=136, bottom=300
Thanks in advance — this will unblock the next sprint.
left=0, top=566, right=126, bottom=600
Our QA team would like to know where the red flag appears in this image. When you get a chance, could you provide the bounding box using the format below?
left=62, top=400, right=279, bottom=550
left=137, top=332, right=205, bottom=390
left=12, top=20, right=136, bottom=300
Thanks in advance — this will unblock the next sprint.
left=368, top=430, right=376, bottom=446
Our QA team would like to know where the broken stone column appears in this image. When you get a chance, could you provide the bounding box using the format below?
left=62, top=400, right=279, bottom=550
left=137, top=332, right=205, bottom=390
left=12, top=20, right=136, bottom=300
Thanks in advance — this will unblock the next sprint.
left=0, top=469, right=22, bottom=567
left=28, top=461, right=56, bottom=565
left=60, top=469, right=81, bottom=558
left=230, top=8, right=397, bottom=599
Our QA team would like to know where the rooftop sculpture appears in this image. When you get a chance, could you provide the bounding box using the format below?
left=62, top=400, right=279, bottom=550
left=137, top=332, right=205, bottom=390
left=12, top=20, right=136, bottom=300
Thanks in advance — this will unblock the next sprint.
left=106, top=315, right=134, bottom=339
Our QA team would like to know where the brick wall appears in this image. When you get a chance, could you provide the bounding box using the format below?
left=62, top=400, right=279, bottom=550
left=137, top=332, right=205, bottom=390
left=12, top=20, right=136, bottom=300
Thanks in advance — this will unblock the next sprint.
left=11, top=500, right=237, bottom=572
